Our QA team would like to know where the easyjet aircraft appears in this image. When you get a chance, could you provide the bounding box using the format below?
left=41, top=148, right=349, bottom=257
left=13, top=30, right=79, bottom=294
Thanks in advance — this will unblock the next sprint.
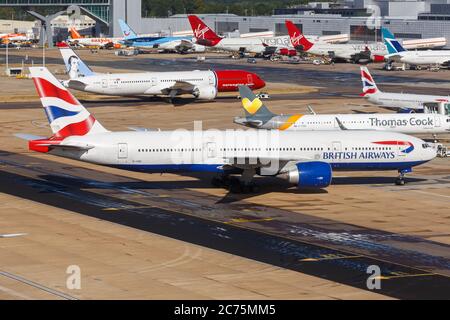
left=68, top=27, right=122, bottom=49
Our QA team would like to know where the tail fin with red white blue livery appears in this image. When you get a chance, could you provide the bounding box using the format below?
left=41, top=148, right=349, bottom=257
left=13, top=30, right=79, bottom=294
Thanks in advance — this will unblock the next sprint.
left=360, top=66, right=379, bottom=97
left=29, top=67, right=108, bottom=139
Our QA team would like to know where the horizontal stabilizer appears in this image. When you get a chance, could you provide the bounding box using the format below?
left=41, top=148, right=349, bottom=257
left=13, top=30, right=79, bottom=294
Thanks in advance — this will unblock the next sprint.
left=14, top=133, right=46, bottom=141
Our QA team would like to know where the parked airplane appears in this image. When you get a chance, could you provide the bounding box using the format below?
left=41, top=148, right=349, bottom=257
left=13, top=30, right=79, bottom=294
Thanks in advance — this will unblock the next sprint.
left=0, top=33, right=28, bottom=42
left=68, top=27, right=122, bottom=49
left=234, top=85, right=450, bottom=135
left=383, top=27, right=450, bottom=68
left=360, top=66, right=450, bottom=113
left=118, top=19, right=205, bottom=53
left=58, top=45, right=265, bottom=100
left=19, top=67, right=436, bottom=190
left=187, top=15, right=296, bottom=57
left=285, top=20, right=387, bottom=63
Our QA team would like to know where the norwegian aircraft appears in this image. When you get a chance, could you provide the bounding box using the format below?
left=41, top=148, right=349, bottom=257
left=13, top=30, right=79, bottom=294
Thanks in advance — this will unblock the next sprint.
left=382, top=27, right=450, bottom=67
left=68, top=27, right=122, bottom=49
left=118, top=19, right=205, bottom=53
left=285, top=20, right=387, bottom=63
left=360, top=66, right=450, bottom=113
left=234, top=85, right=450, bottom=135
left=58, top=45, right=265, bottom=100
left=18, top=67, right=436, bottom=189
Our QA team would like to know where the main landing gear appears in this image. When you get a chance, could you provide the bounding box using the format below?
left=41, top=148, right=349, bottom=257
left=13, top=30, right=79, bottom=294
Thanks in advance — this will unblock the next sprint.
left=395, top=168, right=412, bottom=186
left=211, top=170, right=259, bottom=194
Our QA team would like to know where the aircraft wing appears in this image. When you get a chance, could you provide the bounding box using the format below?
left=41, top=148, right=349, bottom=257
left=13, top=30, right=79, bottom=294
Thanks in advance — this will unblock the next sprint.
left=42, top=144, right=94, bottom=151
left=221, top=156, right=313, bottom=173
left=166, top=81, right=196, bottom=93
left=175, top=39, right=194, bottom=52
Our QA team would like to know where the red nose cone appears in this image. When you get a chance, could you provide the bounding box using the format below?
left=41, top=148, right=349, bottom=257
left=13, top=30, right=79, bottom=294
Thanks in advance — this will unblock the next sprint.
left=214, top=70, right=266, bottom=92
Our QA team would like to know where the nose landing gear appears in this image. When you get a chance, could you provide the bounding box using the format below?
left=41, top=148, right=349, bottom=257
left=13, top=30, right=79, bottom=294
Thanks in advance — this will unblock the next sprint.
left=395, top=167, right=412, bottom=185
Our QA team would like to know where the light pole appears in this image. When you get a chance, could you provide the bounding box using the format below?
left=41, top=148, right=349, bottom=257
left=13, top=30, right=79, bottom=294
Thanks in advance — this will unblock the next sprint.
left=5, top=40, right=9, bottom=74
left=42, top=31, right=45, bottom=67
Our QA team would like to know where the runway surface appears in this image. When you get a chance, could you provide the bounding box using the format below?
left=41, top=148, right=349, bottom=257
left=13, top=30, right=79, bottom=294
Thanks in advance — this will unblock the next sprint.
left=1, top=150, right=449, bottom=299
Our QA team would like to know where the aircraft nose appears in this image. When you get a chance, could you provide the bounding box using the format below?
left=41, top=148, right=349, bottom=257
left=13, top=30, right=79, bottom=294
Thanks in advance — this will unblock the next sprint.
left=253, top=74, right=266, bottom=89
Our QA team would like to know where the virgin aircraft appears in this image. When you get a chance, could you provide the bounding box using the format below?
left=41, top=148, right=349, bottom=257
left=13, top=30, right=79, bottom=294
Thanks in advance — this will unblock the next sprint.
left=187, top=15, right=349, bottom=57
left=383, top=27, right=450, bottom=67
left=18, top=67, right=436, bottom=190
left=58, top=45, right=265, bottom=100
left=234, top=86, right=450, bottom=135
left=360, top=66, right=450, bottom=113
left=285, top=20, right=386, bottom=63
left=188, top=15, right=298, bottom=57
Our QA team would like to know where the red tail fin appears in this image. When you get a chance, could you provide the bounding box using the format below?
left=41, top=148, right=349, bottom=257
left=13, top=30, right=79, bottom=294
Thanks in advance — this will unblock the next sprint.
left=187, top=15, right=221, bottom=46
left=69, top=27, right=81, bottom=39
left=285, top=20, right=313, bottom=51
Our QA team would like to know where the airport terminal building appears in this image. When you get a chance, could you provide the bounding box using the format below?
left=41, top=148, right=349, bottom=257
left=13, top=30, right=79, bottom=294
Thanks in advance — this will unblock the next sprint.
left=4, top=0, right=450, bottom=46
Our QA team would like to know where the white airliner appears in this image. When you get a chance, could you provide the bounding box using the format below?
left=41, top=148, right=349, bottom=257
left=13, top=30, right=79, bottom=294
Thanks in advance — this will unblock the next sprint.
left=68, top=27, right=122, bottom=49
left=58, top=45, right=265, bottom=100
left=360, top=66, right=450, bottom=113
left=234, top=86, right=450, bottom=135
left=187, top=15, right=337, bottom=57
left=19, top=67, right=436, bottom=190
left=383, top=27, right=450, bottom=67
left=285, top=20, right=387, bottom=63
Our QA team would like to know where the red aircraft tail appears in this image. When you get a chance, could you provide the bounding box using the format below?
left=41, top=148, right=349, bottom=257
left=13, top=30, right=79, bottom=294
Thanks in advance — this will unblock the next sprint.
left=187, top=15, right=221, bottom=46
left=285, top=20, right=313, bottom=51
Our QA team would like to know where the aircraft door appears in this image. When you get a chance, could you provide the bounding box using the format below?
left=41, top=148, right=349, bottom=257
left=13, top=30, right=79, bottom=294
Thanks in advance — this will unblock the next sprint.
left=208, top=74, right=215, bottom=85
left=102, top=79, right=108, bottom=88
left=151, top=77, right=158, bottom=86
left=117, top=143, right=128, bottom=159
left=206, top=142, right=216, bottom=158
left=435, top=115, right=441, bottom=127
left=247, top=74, right=253, bottom=85
left=332, top=141, right=342, bottom=152
left=397, top=141, right=406, bottom=157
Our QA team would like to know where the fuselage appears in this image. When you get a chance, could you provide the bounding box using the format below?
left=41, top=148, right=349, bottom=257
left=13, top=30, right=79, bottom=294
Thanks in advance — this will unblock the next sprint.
left=366, top=91, right=450, bottom=110
left=65, top=70, right=265, bottom=97
left=71, top=37, right=122, bottom=47
left=236, top=113, right=450, bottom=134
left=307, top=42, right=387, bottom=60
left=32, top=130, right=436, bottom=174
left=389, top=50, right=450, bottom=65
left=121, top=36, right=191, bottom=49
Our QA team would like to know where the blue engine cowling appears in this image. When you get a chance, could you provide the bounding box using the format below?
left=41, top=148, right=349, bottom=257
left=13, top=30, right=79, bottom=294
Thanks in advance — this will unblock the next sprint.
left=284, top=161, right=332, bottom=188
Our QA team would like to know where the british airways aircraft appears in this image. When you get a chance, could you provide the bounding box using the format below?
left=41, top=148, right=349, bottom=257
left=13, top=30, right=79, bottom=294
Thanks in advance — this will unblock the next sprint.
left=17, top=67, right=436, bottom=191
left=234, top=86, right=450, bottom=135
left=58, top=45, right=265, bottom=100
left=360, top=66, right=450, bottom=113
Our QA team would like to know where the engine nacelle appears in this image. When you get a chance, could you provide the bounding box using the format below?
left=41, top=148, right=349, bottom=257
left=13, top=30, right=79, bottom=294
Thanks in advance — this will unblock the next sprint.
left=371, top=54, right=386, bottom=63
left=281, top=161, right=332, bottom=188
left=193, top=86, right=217, bottom=100
left=277, top=48, right=297, bottom=56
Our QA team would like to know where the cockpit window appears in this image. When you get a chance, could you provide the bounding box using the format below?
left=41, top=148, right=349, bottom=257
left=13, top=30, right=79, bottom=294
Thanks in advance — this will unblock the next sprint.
left=422, top=143, right=431, bottom=149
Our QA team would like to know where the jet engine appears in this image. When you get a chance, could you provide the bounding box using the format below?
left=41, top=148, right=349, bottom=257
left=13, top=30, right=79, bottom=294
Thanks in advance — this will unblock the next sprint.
left=193, top=86, right=217, bottom=100
left=279, top=161, right=332, bottom=188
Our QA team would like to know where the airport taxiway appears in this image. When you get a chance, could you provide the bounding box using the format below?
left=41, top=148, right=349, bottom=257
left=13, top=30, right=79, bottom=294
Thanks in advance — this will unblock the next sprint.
left=0, top=49, right=449, bottom=299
